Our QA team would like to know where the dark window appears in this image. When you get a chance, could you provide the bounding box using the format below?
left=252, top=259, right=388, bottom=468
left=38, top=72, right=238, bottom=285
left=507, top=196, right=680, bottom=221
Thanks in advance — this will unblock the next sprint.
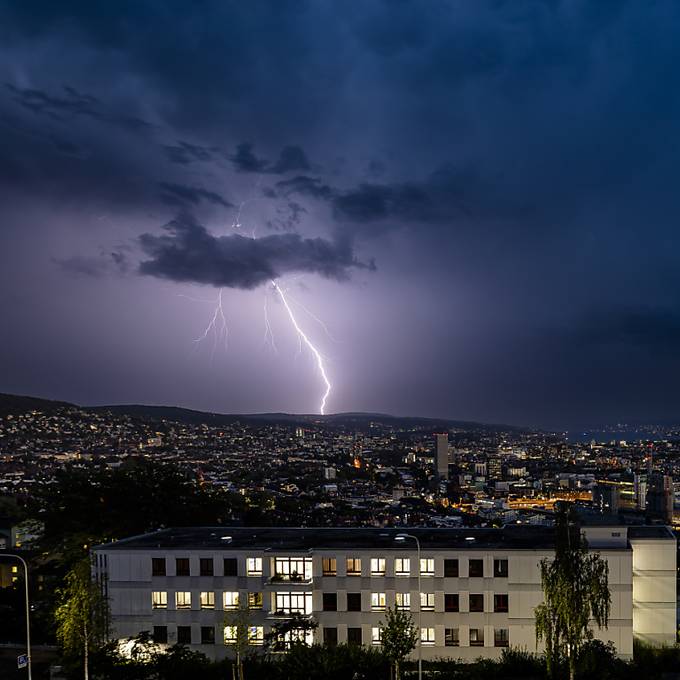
left=153, top=626, right=167, bottom=644
left=323, top=592, right=337, bottom=611
left=200, top=558, right=214, bottom=576
left=176, top=558, right=190, bottom=576
left=469, top=594, right=484, bottom=612
left=494, top=594, right=509, bottom=613
left=444, top=593, right=459, bottom=612
left=201, top=626, right=215, bottom=645
left=223, top=558, right=238, bottom=577
left=444, top=628, right=459, bottom=647
left=152, top=558, right=166, bottom=576
left=347, top=592, right=362, bottom=612
left=470, top=628, right=484, bottom=646
left=494, top=628, right=509, bottom=647
left=177, top=626, right=192, bottom=644
left=469, top=559, right=484, bottom=578
left=493, top=559, right=508, bottom=578
left=323, top=627, right=338, bottom=646
left=444, top=559, right=459, bottom=577
left=347, top=627, right=362, bottom=645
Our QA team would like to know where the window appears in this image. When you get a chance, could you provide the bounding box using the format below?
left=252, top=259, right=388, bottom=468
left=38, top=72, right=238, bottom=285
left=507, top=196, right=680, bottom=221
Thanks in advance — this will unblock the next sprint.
left=444, top=593, right=459, bottom=612
left=494, top=628, right=509, bottom=647
left=445, top=628, right=459, bottom=647
left=201, top=626, right=215, bottom=644
left=223, top=591, right=239, bottom=610
left=323, top=592, right=337, bottom=611
left=419, top=558, right=435, bottom=576
left=347, top=627, right=362, bottom=645
left=323, top=627, right=338, bottom=646
left=246, top=557, right=262, bottom=576
left=421, top=627, right=435, bottom=646
left=153, top=626, right=167, bottom=644
left=346, top=558, right=362, bottom=576
left=469, top=594, right=484, bottom=612
left=200, top=591, right=215, bottom=609
left=175, top=558, right=190, bottom=576
left=275, top=591, right=313, bottom=615
left=371, top=627, right=382, bottom=645
left=444, top=558, right=459, bottom=577
left=395, top=558, right=410, bottom=576
left=223, top=558, right=238, bottom=577
left=274, top=557, right=312, bottom=581
left=152, top=558, right=166, bottom=576
left=370, top=558, right=386, bottom=575
left=469, top=559, right=484, bottom=578
left=470, top=628, right=484, bottom=647
left=200, top=558, right=214, bottom=576
left=175, top=591, right=191, bottom=610
left=347, top=592, right=362, bottom=611
left=494, top=594, right=508, bottom=613
left=493, top=559, right=508, bottom=578
left=248, top=626, right=264, bottom=646
left=371, top=592, right=386, bottom=611
left=152, top=591, right=167, bottom=609
left=177, top=626, right=191, bottom=644
left=420, top=592, right=435, bottom=611
left=396, top=592, right=410, bottom=610
left=248, top=592, right=263, bottom=609
left=224, top=626, right=238, bottom=644
left=322, top=557, right=337, bottom=576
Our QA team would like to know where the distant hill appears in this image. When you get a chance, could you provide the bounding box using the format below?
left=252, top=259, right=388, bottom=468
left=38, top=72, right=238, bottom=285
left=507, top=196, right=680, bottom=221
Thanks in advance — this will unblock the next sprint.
left=0, top=392, right=78, bottom=417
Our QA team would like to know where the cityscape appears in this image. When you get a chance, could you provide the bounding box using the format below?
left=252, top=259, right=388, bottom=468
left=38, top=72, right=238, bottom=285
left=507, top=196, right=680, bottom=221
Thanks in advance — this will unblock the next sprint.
left=2, top=2, right=680, bottom=679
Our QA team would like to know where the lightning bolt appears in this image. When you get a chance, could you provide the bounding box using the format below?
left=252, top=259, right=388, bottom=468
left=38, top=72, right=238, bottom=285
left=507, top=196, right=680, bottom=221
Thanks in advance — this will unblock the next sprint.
left=271, top=280, right=331, bottom=415
left=262, top=291, right=278, bottom=354
left=191, top=289, right=229, bottom=359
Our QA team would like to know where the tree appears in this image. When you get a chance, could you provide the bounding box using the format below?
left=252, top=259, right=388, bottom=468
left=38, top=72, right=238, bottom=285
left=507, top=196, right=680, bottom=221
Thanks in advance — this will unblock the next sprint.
left=55, top=557, right=109, bottom=680
left=263, top=612, right=318, bottom=653
left=535, top=504, right=611, bottom=680
left=379, top=605, right=418, bottom=680
left=223, top=602, right=252, bottom=680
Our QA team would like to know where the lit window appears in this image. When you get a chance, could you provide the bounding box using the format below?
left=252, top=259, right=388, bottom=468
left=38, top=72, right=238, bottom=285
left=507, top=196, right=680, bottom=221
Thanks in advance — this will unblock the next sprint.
left=175, top=591, right=191, bottom=610
left=420, top=592, right=435, bottom=611
left=421, top=627, right=435, bottom=646
left=346, top=557, right=362, bottom=576
left=200, top=591, right=215, bottom=609
left=248, top=626, right=264, bottom=645
left=248, top=592, right=263, bottom=609
left=396, top=592, right=410, bottom=610
left=322, top=557, right=337, bottom=576
left=419, top=558, right=435, bottom=576
left=371, top=592, right=386, bottom=611
left=246, top=557, right=262, bottom=576
left=273, top=557, right=312, bottom=581
left=395, top=558, right=410, bottom=576
left=371, top=627, right=382, bottom=645
left=151, top=591, right=167, bottom=609
left=370, top=558, right=386, bottom=575
left=223, top=591, right=240, bottom=610
left=11, top=566, right=18, bottom=574
left=275, top=591, right=313, bottom=615
left=224, top=626, right=238, bottom=644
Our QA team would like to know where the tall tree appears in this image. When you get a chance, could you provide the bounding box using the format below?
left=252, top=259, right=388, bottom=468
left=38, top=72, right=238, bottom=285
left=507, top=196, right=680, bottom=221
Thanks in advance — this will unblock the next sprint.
left=379, top=605, right=418, bottom=680
left=535, top=504, right=611, bottom=680
left=55, top=557, right=109, bottom=680
left=223, top=603, right=251, bottom=680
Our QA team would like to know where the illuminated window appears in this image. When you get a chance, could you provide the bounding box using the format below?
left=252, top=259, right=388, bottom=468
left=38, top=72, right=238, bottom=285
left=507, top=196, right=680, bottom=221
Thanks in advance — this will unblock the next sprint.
left=223, top=591, right=239, bottom=610
left=370, top=558, right=386, bottom=575
left=371, top=592, right=386, bottom=611
left=322, top=557, right=337, bottom=576
left=396, top=592, right=410, bottom=610
left=246, top=557, right=262, bottom=576
left=248, top=592, right=263, bottom=609
left=224, top=626, right=238, bottom=644
left=420, top=592, right=435, bottom=611
left=421, top=627, right=435, bottom=646
left=371, top=627, right=382, bottom=645
left=273, top=557, right=312, bottom=581
left=175, top=591, right=191, bottom=610
left=248, top=626, right=264, bottom=646
left=419, top=558, right=435, bottom=576
left=200, top=591, right=214, bottom=609
left=151, top=591, right=167, bottom=609
left=395, top=558, right=410, bottom=576
left=275, top=591, right=313, bottom=615
left=346, top=558, right=362, bottom=576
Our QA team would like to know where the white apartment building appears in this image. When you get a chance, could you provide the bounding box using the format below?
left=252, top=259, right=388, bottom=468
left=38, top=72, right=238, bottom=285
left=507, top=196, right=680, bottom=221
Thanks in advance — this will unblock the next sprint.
left=92, top=524, right=676, bottom=661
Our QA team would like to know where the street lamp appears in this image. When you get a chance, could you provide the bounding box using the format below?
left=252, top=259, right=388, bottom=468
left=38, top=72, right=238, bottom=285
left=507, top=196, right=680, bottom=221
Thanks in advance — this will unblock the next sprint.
left=395, top=533, right=421, bottom=680
left=1, top=553, right=32, bottom=680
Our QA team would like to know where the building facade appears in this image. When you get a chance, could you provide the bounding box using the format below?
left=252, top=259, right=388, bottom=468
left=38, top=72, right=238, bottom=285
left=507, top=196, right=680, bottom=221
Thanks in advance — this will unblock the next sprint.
left=92, top=525, right=676, bottom=661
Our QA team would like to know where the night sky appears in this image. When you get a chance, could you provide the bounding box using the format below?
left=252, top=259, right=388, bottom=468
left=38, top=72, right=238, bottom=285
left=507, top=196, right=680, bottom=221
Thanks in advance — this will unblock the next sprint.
left=3, top=1, right=680, bottom=429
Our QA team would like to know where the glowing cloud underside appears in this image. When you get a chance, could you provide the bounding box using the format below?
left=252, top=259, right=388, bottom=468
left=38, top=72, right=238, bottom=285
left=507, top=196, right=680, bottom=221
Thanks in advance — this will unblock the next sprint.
left=271, top=280, right=331, bottom=415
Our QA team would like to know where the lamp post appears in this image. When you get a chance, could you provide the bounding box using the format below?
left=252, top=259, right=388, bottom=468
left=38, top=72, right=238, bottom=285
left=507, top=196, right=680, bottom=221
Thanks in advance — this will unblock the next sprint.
left=1, top=553, right=32, bottom=680
left=395, top=533, right=421, bottom=680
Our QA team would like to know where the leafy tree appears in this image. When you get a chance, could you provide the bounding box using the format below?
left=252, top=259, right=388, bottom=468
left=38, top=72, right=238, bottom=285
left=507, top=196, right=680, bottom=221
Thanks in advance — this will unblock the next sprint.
left=263, top=613, right=318, bottom=653
left=55, top=557, right=109, bottom=680
left=224, top=603, right=253, bottom=680
left=379, top=605, right=418, bottom=680
left=535, top=504, right=611, bottom=680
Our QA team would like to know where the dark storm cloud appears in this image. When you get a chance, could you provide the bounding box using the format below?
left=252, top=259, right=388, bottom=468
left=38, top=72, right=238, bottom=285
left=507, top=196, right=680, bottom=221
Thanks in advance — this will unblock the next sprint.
left=230, top=143, right=310, bottom=174
left=159, top=182, right=233, bottom=209
left=138, top=213, right=373, bottom=290
left=275, top=176, right=333, bottom=200
left=162, top=142, right=217, bottom=165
